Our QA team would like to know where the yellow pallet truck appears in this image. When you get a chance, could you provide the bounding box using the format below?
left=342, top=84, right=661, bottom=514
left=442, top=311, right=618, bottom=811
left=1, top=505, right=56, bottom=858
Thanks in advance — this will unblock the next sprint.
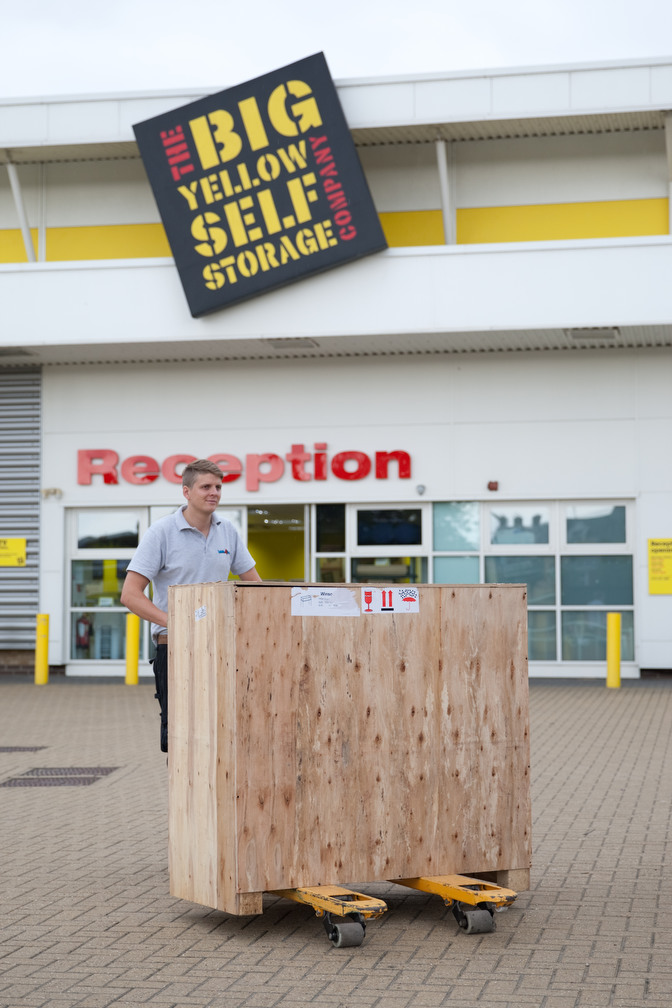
left=274, top=874, right=517, bottom=946
left=396, top=874, right=518, bottom=934
left=273, top=885, right=388, bottom=947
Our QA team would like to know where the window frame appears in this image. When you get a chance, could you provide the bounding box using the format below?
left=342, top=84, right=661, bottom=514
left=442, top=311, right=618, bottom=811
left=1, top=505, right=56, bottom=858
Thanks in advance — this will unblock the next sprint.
left=348, top=502, right=433, bottom=555
left=67, top=507, right=150, bottom=665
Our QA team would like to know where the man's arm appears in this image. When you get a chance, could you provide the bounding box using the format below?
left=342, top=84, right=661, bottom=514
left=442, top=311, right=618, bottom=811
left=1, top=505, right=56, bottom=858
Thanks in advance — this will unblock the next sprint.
left=120, top=570, right=168, bottom=627
left=238, top=566, right=263, bottom=583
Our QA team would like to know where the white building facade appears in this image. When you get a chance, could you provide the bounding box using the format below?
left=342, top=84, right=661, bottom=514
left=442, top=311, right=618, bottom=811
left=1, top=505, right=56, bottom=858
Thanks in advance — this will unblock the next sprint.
left=2, top=57, right=672, bottom=677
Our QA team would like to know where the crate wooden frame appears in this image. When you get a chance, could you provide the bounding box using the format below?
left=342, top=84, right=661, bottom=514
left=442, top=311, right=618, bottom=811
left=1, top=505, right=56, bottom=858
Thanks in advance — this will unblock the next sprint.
left=168, top=582, right=531, bottom=915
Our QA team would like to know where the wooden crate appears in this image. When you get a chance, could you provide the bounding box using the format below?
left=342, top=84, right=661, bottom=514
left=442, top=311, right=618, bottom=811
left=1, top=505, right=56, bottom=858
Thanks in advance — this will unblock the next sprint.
left=167, top=582, right=531, bottom=915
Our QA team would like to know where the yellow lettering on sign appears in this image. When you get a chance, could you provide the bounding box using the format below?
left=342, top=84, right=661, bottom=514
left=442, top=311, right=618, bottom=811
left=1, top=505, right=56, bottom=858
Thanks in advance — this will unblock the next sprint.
left=224, top=200, right=252, bottom=248
left=268, top=81, right=322, bottom=136
left=190, top=110, right=243, bottom=170
left=286, top=173, right=319, bottom=224
left=177, top=180, right=200, bottom=211
left=257, top=188, right=282, bottom=234
left=191, top=212, right=228, bottom=257
left=238, top=96, right=269, bottom=152
left=189, top=87, right=321, bottom=169
left=201, top=219, right=337, bottom=289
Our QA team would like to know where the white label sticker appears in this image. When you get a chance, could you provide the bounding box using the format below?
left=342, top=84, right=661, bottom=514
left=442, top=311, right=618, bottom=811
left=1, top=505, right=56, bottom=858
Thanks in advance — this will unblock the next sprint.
left=361, top=587, right=420, bottom=613
left=194, top=605, right=207, bottom=621
left=291, top=587, right=361, bottom=616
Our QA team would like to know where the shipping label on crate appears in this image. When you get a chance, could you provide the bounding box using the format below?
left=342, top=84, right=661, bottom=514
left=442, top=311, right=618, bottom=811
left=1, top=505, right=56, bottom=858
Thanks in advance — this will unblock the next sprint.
left=362, top=587, right=419, bottom=613
left=291, top=586, right=360, bottom=616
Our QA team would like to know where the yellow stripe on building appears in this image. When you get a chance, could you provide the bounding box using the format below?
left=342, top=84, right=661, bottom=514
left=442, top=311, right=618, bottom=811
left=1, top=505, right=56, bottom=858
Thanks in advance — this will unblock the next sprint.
left=46, top=223, right=171, bottom=260
left=0, top=199, right=668, bottom=264
left=0, top=228, right=38, bottom=263
left=456, top=198, right=669, bottom=244
left=379, top=210, right=445, bottom=246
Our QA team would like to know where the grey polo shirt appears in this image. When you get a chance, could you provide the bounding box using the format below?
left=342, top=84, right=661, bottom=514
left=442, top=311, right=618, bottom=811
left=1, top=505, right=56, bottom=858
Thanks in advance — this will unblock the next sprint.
left=126, top=506, right=256, bottom=641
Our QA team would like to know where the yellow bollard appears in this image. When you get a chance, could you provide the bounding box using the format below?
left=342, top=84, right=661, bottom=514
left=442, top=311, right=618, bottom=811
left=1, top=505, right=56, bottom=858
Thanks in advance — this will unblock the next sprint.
left=125, top=613, right=141, bottom=685
left=606, top=612, right=621, bottom=689
left=34, top=613, right=49, bottom=685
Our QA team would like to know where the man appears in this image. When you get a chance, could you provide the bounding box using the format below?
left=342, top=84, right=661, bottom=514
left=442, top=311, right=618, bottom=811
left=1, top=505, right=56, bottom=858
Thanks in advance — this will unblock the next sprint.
left=121, top=458, right=262, bottom=751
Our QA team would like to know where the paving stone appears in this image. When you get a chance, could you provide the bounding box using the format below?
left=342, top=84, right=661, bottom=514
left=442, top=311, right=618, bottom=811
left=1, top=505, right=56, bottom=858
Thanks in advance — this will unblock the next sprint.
left=1, top=679, right=671, bottom=1007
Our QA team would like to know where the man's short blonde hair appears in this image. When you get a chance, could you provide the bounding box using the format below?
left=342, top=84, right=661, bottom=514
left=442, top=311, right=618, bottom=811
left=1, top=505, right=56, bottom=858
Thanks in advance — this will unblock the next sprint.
left=182, top=459, right=224, bottom=488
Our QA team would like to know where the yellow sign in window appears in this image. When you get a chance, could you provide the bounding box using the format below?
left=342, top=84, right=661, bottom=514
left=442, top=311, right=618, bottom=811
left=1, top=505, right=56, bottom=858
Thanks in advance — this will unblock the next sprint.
left=0, top=538, right=27, bottom=566
left=648, top=538, right=672, bottom=594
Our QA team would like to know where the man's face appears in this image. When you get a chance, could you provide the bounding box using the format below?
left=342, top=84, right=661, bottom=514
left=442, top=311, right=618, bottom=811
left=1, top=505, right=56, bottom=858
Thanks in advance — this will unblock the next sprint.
left=183, top=473, right=222, bottom=513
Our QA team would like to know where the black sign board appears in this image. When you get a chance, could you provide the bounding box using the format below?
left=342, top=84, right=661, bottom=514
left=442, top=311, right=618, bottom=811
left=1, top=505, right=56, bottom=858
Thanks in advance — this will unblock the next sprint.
left=133, top=53, right=387, bottom=317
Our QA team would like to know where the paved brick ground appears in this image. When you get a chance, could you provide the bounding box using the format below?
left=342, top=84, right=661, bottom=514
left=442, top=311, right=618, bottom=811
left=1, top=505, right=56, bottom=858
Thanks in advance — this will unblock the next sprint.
left=0, top=677, right=671, bottom=1008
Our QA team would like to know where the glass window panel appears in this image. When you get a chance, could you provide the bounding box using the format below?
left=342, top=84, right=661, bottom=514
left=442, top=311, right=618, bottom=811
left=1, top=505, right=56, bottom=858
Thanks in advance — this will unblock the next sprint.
left=351, top=557, right=427, bottom=583
left=566, top=505, right=626, bottom=544
left=433, top=502, right=479, bottom=551
left=316, top=557, right=346, bottom=582
left=71, top=559, right=128, bottom=607
left=77, top=512, right=140, bottom=549
left=316, top=504, right=345, bottom=552
left=433, top=556, right=479, bottom=584
left=71, top=610, right=143, bottom=660
left=490, top=505, right=549, bottom=545
left=484, top=556, right=556, bottom=604
left=217, top=508, right=244, bottom=536
left=357, top=509, right=422, bottom=546
left=247, top=505, right=304, bottom=581
left=149, top=505, right=178, bottom=524
left=528, top=611, right=557, bottom=661
left=562, top=611, right=634, bottom=661
left=561, top=556, right=633, bottom=605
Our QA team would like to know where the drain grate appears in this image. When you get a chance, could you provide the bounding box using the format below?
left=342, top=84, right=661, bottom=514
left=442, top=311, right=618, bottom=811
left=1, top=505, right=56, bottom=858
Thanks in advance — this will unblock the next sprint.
left=0, top=746, right=48, bottom=753
left=0, top=766, right=120, bottom=788
left=1, top=776, right=100, bottom=787
left=23, top=767, right=118, bottom=777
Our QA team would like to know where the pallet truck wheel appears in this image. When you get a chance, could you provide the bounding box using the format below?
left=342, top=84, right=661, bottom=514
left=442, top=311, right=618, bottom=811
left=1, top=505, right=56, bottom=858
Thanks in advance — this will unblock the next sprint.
left=331, top=921, right=366, bottom=947
left=461, top=909, right=495, bottom=934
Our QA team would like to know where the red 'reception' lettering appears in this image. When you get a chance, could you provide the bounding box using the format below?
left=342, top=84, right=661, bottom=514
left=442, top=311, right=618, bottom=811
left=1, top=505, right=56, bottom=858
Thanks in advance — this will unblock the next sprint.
left=330, top=451, right=371, bottom=481
left=77, top=445, right=411, bottom=490
left=207, top=454, right=244, bottom=483
left=120, top=455, right=161, bottom=485
left=77, top=450, right=121, bottom=485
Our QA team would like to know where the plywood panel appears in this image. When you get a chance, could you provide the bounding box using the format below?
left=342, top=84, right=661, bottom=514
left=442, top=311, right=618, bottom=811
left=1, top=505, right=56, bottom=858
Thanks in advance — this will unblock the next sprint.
left=168, top=581, right=237, bottom=909
left=168, top=582, right=531, bottom=914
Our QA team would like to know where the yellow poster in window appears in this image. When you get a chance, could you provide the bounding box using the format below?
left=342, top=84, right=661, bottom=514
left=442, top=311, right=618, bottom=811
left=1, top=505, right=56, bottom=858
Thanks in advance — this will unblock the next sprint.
left=0, top=538, right=27, bottom=566
left=648, top=539, right=672, bottom=594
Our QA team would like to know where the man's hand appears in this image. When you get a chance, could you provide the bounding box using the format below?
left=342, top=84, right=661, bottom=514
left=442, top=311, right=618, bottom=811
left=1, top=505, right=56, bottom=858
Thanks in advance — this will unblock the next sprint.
left=120, top=571, right=168, bottom=627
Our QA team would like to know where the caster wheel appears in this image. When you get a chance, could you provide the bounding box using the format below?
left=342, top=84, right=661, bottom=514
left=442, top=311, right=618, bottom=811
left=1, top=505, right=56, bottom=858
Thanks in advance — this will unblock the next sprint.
left=460, top=909, right=495, bottom=934
left=330, top=921, right=365, bottom=947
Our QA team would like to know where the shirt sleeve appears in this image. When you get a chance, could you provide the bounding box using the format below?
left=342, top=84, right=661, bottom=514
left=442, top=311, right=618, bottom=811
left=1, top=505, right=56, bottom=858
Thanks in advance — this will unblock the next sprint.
left=126, top=524, right=166, bottom=581
left=229, top=530, right=256, bottom=575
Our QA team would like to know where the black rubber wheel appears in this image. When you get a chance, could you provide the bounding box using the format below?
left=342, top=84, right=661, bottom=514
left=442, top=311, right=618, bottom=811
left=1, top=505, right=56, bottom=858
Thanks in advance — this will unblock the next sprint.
left=331, top=921, right=365, bottom=947
left=461, top=909, right=495, bottom=934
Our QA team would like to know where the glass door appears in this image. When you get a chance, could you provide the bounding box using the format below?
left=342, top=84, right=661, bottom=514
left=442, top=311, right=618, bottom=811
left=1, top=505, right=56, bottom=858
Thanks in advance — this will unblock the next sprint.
left=68, top=509, right=149, bottom=664
left=246, top=504, right=308, bottom=581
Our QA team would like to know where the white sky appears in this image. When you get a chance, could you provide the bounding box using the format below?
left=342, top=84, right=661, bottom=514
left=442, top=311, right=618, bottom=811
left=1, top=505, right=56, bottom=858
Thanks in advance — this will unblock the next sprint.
left=1, top=0, right=671, bottom=100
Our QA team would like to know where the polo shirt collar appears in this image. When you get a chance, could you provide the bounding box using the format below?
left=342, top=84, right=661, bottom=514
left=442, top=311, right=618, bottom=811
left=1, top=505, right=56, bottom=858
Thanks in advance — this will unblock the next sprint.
left=175, top=505, right=222, bottom=530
